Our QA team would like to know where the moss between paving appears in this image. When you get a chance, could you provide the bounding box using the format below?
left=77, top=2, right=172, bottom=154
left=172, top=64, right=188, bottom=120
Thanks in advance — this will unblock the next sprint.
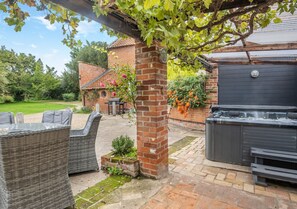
left=168, top=136, right=197, bottom=163
left=75, top=175, right=132, bottom=209
left=74, top=136, right=196, bottom=208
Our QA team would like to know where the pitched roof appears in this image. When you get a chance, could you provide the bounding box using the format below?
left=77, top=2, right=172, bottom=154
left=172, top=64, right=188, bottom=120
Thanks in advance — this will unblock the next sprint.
left=81, top=69, right=111, bottom=89
left=108, top=38, right=135, bottom=49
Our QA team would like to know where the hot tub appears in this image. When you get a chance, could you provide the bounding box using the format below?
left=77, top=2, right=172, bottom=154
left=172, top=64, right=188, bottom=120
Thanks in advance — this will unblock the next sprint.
left=205, top=105, right=297, bottom=166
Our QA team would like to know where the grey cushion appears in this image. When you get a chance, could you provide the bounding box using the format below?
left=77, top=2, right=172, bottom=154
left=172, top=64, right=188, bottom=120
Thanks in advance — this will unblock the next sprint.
left=42, top=109, right=73, bottom=125
left=0, top=112, right=15, bottom=125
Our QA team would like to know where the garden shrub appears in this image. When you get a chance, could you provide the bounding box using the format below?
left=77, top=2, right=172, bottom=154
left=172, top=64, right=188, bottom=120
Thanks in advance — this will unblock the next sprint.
left=0, top=95, right=14, bottom=103
left=112, top=135, right=134, bottom=156
left=73, top=106, right=93, bottom=114
left=62, top=93, right=75, bottom=102
left=167, top=75, right=207, bottom=116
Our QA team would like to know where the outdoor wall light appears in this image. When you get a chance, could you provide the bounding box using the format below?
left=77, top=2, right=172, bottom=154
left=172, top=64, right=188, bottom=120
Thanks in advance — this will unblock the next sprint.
left=251, top=70, right=259, bottom=78
left=159, top=48, right=167, bottom=64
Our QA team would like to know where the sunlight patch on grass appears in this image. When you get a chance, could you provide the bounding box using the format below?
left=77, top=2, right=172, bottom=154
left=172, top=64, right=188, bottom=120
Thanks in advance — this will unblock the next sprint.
left=0, top=101, right=75, bottom=115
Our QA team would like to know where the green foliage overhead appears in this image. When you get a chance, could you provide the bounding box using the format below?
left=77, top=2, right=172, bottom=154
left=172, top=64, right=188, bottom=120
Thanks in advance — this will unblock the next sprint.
left=0, top=0, right=84, bottom=47
left=96, top=0, right=296, bottom=66
left=167, top=60, right=200, bottom=81
left=112, top=135, right=135, bottom=156
left=1, top=0, right=296, bottom=67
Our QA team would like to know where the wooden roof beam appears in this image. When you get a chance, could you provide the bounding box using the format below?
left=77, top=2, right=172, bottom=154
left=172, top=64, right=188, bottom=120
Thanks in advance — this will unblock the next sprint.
left=208, top=58, right=297, bottom=65
left=49, top=0, right=141, bottom=39
left=214, top=43, right=297, bottom=53
left=205, top=0, right=269, bottom=12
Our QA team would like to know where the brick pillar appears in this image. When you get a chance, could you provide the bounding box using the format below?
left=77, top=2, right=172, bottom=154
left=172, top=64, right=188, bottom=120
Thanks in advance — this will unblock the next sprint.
left=135, top=40, right=168, bottom=179
left=204, top=64, right=219, bottom=119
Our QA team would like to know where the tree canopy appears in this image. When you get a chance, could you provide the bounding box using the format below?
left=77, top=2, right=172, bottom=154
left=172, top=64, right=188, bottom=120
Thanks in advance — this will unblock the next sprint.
left=61, top=41, right=108, bottom=97
left=1, top=0, right=296, bottom=65
left=0, top=46, right=61, bottom=101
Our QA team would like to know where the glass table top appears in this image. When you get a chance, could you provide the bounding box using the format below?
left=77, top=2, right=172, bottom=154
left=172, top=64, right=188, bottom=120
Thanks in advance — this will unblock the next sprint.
left=0, top=123, right=69, bottom=136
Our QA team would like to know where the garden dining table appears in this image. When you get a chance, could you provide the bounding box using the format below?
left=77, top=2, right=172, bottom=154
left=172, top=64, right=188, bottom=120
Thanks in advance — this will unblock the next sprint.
left=0, top=123, right=74, bottom=209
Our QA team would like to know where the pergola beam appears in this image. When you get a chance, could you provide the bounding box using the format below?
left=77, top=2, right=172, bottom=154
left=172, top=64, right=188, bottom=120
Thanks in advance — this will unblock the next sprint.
left=49, top=0, right=141, bottom=39
left=213, top=43, right=297, bottom=53
left=205, top=0, right=269, bottom=12
left=208, top=59, right=297, bottom=65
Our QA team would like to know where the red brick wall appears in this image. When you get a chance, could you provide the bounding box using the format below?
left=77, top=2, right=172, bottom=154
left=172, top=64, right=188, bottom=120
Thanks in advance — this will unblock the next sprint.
left=83, top=90, right=111, bottom=113
left=83, top=71, right=118, bottom=113
left=108, top=45, right=135, bottom=68
left=135, top=41, right=168, bottom=179
left=168, top=65, right=218, bottom=130
left=78, top=62, right=106, bottom=88
left=79, top=44, right=136, bottom=112
left=83, top=70, right=133, bottom=113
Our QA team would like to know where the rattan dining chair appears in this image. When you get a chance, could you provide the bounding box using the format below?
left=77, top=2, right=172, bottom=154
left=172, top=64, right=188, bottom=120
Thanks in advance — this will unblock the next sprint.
left=42, top=109, right=73, bottom=125
left=68, top=111, right=102, bottom=174
left=0, top=124, right=74, bottom=209
left=0, top=112, right=15, bottom=125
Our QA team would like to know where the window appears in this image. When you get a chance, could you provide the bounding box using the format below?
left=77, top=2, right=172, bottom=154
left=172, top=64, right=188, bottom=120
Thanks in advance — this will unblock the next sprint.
left=101, top=91, right=107, bottom=98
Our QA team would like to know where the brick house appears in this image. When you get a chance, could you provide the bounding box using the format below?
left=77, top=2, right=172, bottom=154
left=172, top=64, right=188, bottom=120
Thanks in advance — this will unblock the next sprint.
left=79, top=38, right=217, bottom=130
left=79, top=38, right=135, bottom=113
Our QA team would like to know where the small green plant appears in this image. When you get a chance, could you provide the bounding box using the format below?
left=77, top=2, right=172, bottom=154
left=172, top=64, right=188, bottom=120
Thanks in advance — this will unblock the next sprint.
left=107, top=166, right=123, bottom=176
left=124, top=147, right=137, bottom=159
left=62, top=93, right=75, bottom=102
left=112, top=135, right=134, bottom=156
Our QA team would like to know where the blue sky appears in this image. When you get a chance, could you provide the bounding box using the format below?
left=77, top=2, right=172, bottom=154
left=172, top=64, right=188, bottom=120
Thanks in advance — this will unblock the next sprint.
left=0, top=6, right=116, bottom=75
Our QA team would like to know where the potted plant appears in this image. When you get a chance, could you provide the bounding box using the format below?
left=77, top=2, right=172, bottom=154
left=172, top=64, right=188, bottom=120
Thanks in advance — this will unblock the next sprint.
left=101, top=135, right=139, bottom=177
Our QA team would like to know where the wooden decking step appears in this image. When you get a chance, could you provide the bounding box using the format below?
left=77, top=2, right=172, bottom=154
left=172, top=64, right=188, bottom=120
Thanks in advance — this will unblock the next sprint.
left=251, top=163, right=297, bottom=185
left=251, top=147, right=297, bottom=163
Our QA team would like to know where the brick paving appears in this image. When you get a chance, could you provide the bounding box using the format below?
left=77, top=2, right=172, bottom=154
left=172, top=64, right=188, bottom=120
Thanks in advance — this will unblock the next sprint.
left=142, top=136, right=297, bottom=209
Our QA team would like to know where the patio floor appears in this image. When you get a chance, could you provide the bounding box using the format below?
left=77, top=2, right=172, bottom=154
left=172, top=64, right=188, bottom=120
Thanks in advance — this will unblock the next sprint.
left=25, top=113, right=297, bottom=208
left=24, top=113, right=201, bottom=195
left=96, top=136, right=297, bottom=209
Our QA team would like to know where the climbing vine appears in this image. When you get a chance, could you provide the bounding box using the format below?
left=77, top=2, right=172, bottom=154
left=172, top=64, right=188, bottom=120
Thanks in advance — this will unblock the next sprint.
left=1, top=0, right=297, bottom=65
left=85, top=89, right=100, bottom=102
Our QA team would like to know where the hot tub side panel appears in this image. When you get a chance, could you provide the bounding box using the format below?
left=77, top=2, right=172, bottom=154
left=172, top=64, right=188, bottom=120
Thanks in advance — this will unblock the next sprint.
left=242, top=126, right=297, bottom=165
left=206, top=122, right=242, bottom=164
left=206, top=121, right=297, bottom=166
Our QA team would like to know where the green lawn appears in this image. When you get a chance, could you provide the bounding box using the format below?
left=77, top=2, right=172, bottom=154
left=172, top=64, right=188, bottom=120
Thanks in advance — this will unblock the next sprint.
left=0, top=101, right=76, bottom=115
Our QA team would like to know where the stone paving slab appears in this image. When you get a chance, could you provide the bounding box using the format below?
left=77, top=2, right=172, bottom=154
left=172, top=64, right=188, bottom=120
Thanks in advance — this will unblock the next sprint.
left=99, top=178, right=163, bottom=209
left=25, top=113, right=200, bottom=195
